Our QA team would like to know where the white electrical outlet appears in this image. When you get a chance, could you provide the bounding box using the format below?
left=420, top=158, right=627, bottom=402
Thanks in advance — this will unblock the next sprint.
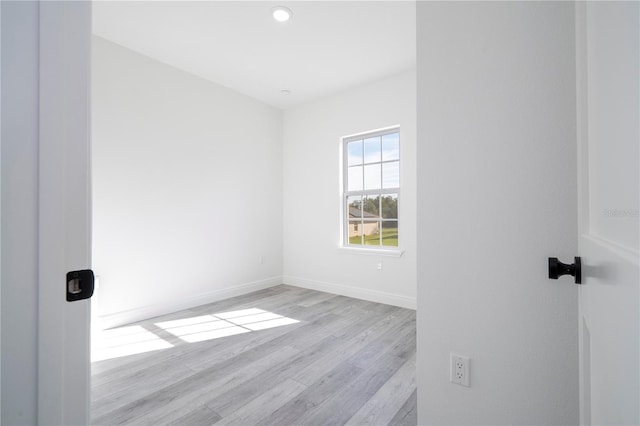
left=377, top=261, right=383, bottom=270
left=450, top=353, right=470, bottom=387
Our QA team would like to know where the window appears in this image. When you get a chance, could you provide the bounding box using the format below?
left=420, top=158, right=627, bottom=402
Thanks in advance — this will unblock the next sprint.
left=343, top=128, right=399, bottom=248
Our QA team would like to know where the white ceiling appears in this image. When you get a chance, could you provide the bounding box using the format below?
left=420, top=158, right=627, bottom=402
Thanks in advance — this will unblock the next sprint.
left=93, top=1, right=416, bottom=110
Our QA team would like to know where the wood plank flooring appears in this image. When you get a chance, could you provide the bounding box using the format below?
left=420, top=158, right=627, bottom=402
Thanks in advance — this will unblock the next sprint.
left=91, top=285, right=416, bottom=426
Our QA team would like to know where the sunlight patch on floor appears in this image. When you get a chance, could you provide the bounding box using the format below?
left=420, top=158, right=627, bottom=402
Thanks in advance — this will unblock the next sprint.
left=156, top=308, right=300, bottom=343
left=92, top=308, right=301, bottom=362
left=92, top=325, right=173, bottom=362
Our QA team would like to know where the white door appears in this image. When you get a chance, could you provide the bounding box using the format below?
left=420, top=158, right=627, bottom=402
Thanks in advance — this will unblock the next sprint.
left=576, top=2, right=639, bottom=425
left=37, top=1, right=93, bottom=425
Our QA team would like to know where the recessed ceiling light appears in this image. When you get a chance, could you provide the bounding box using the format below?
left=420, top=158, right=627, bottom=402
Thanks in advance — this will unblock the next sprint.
left=272, top=6, right=292, bottom=22
left=281, top=89, right=291, bottom=95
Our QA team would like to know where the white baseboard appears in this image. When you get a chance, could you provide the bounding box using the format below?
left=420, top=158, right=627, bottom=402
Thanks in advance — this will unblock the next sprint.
left=282, top=275, right=416, bottom=310
left=95, top=276, right=283, bottom=329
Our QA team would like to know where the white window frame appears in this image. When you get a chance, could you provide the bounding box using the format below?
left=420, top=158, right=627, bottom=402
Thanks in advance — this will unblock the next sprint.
left=340, top=126, right=402, bottom=256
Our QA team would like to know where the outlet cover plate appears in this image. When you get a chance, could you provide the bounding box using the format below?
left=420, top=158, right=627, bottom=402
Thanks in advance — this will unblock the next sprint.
left=450, top=353, right=470, bottom=387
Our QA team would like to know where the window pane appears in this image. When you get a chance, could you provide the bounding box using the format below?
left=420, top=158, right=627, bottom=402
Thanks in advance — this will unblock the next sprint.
left=362, top=195, right=379, bottom=218
left=347, top=195, right=362, bottom=219
left=382, top=161, right=399, bottom=189
left=364, top=164, right=381, bottom=190
left=347, top=140, right=363, bottom=166
left=348, top=220, right=363, bottom=245
left=343, top=129, right=400, bottom=251
left=362, top=221, right=381, bottom=246
left=381, top=221, right=398, bottom=247
left=382, top=133, right=399, bottom=161
left=364, top=137, right=381, bottom=163
left=348, top=166, right=363, bottom=191
left=381, top=194, right=398, bottom=219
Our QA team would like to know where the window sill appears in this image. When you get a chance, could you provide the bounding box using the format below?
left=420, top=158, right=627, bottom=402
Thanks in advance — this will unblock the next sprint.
left=338, top=246, right=404, bottom=257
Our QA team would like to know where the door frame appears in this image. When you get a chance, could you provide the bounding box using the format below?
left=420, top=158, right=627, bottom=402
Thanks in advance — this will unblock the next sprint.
left=37, top=1, right=92, bottom=424
left=575, top=2, right=590, bottom=422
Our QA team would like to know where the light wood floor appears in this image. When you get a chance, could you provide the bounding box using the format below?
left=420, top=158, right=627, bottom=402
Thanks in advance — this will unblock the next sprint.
left=91, top=285, right=417, bottom=426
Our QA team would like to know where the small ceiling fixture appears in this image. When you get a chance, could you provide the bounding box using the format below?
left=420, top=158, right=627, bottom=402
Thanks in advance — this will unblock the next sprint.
left=280, top=89, right=291, bottom=95
left=272, top=6, right=292, bottom=22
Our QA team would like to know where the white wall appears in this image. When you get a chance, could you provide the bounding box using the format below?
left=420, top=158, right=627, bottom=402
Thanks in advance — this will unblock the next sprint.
left=282, top=70, right=417, bottom=308
left=1, top=2, right=39, bottom=424
left=92, top=37, right=283, bottom=328
left=417, top=2, right=578, bottom=424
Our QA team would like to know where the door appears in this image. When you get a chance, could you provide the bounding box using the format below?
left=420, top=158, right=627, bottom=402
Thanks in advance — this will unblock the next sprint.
left=576, top=2, right=639, bottom=425
left=37, top=1, right=93, bottom=425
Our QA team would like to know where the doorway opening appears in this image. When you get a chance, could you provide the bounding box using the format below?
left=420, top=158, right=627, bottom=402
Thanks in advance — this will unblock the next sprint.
left=89, top=2, right=417, bottom=425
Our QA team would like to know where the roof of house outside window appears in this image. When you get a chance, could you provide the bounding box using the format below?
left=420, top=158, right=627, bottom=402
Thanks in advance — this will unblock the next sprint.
left=348, top=208, right=379, bottom=219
